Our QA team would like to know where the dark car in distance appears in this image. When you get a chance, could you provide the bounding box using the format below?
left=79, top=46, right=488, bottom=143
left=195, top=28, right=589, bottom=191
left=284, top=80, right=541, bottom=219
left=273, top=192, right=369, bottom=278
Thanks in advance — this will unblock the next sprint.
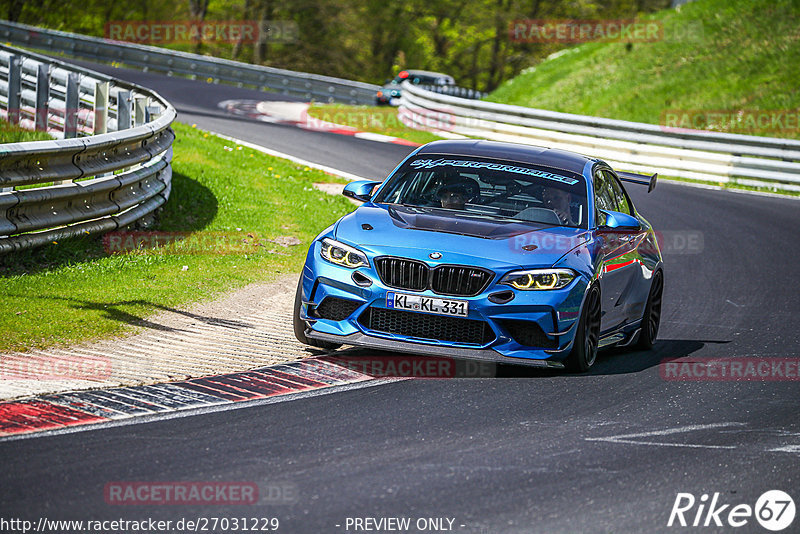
left=376, top=70, right=456, bottom=106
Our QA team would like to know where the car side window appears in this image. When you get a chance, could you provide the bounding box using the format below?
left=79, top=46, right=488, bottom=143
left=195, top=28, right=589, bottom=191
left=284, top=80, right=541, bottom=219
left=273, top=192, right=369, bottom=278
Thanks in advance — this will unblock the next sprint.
left=593, top=170, right=616, bottom=225
left=603, top=170, right=634, bottom=216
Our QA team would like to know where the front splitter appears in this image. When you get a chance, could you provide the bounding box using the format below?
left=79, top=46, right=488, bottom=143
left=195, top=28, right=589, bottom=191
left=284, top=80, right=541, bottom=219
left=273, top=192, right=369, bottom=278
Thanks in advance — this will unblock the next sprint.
left=306, top=331, right=565, bottom=368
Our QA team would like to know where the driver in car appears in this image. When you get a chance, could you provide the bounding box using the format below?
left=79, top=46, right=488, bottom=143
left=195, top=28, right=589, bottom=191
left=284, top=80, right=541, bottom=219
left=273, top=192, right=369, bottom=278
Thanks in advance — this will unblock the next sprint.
left=543, top=187, right=575, bottom=225
left=438, top=184, right=468, bottom=210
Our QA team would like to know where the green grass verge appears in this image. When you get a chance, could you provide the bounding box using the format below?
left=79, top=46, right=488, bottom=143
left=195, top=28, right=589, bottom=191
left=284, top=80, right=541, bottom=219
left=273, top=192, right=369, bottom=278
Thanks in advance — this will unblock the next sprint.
left=0, top=119, right=54, bottom=143
left=0, top=122, right=355, bottom=352
left=306, top=103, right=446, bottom=146
left=487, top=0, right=799, bottom=140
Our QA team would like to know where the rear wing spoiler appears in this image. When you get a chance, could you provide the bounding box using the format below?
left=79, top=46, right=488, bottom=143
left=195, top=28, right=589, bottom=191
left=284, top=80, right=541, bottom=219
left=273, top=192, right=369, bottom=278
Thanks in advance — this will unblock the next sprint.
left=617, top=171, right=658, bottom=193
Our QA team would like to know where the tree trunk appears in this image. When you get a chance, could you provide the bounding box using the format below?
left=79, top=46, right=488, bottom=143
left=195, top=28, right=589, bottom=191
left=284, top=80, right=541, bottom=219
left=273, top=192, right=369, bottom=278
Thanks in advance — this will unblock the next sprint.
left=188, top=0, right=210, bottom=20
left=7, top=0, right=26, bottom=21
left=486, top=0, right=509, bottom=92
left=232, top=0, right=252, bottom=60
left=253, top=0, right=275, bottom=64
left=188, top=0, right=210, bottom=53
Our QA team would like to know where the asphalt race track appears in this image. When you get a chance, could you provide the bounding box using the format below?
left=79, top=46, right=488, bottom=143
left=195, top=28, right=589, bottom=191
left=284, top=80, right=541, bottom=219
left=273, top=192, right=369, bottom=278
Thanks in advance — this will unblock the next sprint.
left=1, top=61, right=798, bottom=533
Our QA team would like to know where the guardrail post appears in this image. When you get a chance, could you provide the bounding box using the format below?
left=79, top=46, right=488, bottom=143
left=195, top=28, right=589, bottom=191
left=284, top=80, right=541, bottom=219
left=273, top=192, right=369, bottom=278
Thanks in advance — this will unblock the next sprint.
left=55, top=72, right=80, bottom=185
left=64, top=72, right=79, bottom=139
left=134, top=96, right=147, bottom=127
left=7, top=55, right=21, bottom=125
left=117, top=90, right=132, bottom=130
left=35, top=63, right=49, bottom=132
left=146, top=104, right=161, bottom=122
left=94, top=81, right=109, bottom=135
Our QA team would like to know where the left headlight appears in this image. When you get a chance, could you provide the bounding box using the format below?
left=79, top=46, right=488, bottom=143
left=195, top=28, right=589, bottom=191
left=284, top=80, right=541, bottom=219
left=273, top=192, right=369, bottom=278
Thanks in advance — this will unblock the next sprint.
left=500, top=268, right=576, bottom=290
left=320, top=238, right=369, bottom=269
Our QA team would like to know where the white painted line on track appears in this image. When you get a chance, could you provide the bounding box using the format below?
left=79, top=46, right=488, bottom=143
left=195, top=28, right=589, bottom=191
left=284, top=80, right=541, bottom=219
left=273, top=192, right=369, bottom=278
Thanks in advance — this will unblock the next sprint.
left=353, top=131, right=402, bottom=142
left=769, top=445, right=800, bottom=454
left=588, top=422, right=800, bottom=454
left=211, top=132, right=372, bottom=182
left=585, top=422, right=746, bottom=450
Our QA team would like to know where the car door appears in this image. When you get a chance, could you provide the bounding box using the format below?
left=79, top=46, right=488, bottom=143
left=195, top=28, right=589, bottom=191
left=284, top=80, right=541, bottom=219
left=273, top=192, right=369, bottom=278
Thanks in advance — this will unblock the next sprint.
left=594, top=168, right=645, bottom=332
left=605, top=170, right=652, bottom=325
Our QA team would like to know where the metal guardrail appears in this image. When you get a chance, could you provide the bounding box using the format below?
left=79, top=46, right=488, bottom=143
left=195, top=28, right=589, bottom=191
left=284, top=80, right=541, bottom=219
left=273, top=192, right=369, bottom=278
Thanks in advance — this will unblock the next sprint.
left=0, top=20, right=380, bottom=105
left=399, top=82, right=800, bottom=192
left=422, top=85, right=487, bottom=100
left=0, top=44, right=175, bottom=254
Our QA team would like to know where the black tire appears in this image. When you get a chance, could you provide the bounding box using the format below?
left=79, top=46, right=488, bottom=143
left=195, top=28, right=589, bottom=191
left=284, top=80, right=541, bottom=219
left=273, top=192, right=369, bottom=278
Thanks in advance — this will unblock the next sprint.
left=635, top=270, right=663, bottom=350
left=293, top=277, right=341, bottom=350
left=565, top=285, right=601, bottom=372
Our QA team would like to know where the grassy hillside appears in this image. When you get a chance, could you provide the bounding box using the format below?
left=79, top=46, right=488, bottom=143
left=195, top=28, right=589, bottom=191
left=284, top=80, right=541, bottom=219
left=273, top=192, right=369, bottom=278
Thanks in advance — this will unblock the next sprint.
left=487, top=0, right=799, bottom=139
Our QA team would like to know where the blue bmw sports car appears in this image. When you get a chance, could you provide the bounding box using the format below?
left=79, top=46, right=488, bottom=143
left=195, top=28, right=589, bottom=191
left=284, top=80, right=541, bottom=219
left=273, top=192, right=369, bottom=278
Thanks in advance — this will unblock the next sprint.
left=294, top=140, right=663, bottom=371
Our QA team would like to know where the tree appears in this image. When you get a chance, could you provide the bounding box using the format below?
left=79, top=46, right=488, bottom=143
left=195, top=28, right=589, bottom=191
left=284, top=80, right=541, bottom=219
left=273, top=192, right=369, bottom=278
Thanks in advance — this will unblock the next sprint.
left=188, top=0, right=210, bottom=52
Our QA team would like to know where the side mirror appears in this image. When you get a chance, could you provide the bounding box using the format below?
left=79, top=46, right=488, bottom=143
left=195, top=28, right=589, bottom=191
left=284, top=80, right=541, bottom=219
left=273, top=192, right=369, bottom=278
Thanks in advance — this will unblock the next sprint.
left=343, top=180, right=382, bottom=203
left=598, top=210, right=641, bottom=231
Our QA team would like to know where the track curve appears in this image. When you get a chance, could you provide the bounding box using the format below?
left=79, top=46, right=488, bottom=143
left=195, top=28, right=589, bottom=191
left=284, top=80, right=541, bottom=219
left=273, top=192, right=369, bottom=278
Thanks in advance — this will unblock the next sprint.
left=1, top=59, right=798, bottom=533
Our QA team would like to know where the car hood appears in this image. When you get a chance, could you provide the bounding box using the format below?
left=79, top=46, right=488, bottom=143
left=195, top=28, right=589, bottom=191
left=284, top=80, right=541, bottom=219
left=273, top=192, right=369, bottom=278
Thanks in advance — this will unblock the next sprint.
left=334, top=204, right=590, bottom=270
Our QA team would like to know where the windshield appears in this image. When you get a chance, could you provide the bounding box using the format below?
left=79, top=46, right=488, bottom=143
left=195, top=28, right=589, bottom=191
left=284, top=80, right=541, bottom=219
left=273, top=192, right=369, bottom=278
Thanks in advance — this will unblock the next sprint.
left=373, top=156, right=588, bottom=228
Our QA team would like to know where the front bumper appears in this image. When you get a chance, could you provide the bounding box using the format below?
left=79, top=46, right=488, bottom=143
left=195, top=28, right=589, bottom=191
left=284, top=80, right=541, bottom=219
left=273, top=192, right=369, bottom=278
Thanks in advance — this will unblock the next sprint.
left=300, top=246, right=588, bottom=365
left=306, top=331, right=566, bottom=369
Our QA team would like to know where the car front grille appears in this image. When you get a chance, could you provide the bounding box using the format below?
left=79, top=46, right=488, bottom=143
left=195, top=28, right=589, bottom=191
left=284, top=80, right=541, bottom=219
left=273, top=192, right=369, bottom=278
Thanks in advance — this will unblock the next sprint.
left=375, top=257, right=428, bottom=291
left=499, top=319, right=558, bottom=349
left=313, top=297, right=362, bottom=321
left=431, top=265, right=493, bottom=296
left=359, top=307, right=495, bottom=345
left=374, top=257, right=493, bottom=297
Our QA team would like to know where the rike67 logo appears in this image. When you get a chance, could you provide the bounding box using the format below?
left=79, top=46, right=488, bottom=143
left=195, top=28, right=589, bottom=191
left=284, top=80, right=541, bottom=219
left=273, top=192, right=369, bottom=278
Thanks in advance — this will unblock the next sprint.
left=668, top=490, right=795, bottom=531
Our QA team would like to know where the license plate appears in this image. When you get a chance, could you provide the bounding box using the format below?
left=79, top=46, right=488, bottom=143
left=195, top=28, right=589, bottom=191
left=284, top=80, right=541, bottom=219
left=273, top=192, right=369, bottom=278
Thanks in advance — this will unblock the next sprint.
left=386, top=292, right=468, bottom=317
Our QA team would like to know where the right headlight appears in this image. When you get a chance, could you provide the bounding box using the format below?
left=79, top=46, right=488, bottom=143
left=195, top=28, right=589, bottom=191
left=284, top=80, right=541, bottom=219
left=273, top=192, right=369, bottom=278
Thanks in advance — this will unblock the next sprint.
left=319, top=238, right=369, bottom=269
left=500, top=268, right=576, bottom=290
